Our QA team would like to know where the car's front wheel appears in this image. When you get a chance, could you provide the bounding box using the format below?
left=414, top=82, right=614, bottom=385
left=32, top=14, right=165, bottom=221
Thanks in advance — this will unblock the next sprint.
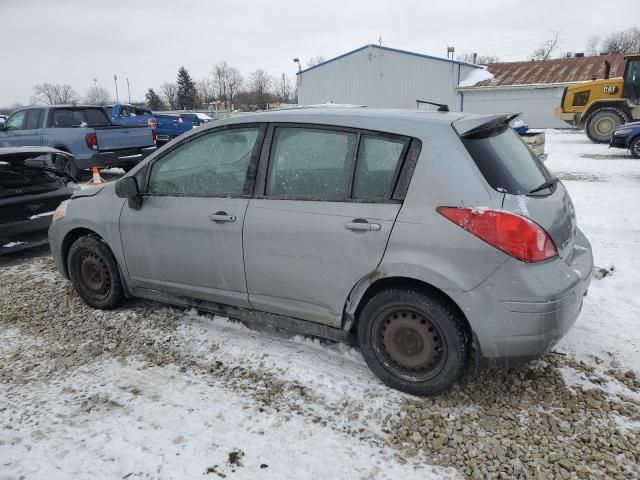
left=67, top=235, right=126, bottom=310
left=357, top=288, right=469, bottom=396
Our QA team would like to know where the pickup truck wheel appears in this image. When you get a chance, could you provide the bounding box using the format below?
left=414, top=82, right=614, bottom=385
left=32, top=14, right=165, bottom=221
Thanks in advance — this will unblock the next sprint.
left=630, top=137, right=640, bottom=159
left=67, top=235, right=125, bottom=310
left=585, top=108, right=628, bottom=143
left=54, top=153, right=81, bottom=180
left=357, top=288, right=469, bottom=396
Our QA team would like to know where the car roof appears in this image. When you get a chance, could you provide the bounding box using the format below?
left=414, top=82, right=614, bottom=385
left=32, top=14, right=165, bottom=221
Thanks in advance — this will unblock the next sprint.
left=201, top=107, right=518, bottom=139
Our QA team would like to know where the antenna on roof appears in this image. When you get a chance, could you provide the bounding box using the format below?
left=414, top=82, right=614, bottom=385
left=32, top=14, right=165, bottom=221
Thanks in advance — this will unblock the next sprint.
left=447, top=46, right=455, bottom=60
left=416, top=99, right=449, bottom=112
left=378, top=36, right=383, bottom=46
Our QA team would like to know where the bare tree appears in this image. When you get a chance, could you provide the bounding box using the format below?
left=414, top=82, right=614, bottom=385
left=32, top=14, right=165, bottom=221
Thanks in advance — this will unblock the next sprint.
left=248, top=69, right=273, bottom=109
left=160, top=82, right=178, bottom=110
left=585, top=35, right=600, bottom=56
left=307, top=55, right=326, bottom=67
left=456, top=53, right=500, bottom=64
left=196, top=78, right=216, bottom=108
left=531, top=31, right=560, bottom=61
left=226, top=67, right=243, bottom=110
left=213, top=61, right=230, bottom=106
left=276, top=73, right=294, bottom=103
left=84, top=86, right=112, bottom=105
left=32, top=83, right=78, bottom=104
left=601, top=27, right=640, bottom=54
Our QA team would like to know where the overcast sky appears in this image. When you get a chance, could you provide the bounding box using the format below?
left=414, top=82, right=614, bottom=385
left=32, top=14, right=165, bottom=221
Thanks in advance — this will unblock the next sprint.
left=1, top=0, right=637, bottom=106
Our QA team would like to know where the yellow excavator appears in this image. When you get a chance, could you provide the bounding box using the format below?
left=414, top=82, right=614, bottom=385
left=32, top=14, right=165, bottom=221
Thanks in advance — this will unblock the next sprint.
left=555, top=54, right=640, bottom=142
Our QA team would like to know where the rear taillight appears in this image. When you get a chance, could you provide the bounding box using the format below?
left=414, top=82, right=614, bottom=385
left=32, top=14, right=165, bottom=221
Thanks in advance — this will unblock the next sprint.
left=437, top=207, right=557, bottom=263
left=152, top=129, right=157, bottom=145
left=147, top=118, right=157, bottom=129
left=85, top=133, right=98, bottom=150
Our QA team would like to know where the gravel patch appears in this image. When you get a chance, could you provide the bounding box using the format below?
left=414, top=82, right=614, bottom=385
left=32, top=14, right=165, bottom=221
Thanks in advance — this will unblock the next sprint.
left=1, top=255, right=639, bottom=479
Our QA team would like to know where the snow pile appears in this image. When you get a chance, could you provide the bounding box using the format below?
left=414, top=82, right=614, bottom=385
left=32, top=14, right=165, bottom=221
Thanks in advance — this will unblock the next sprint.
left=458, top=67, right=494, bottom=87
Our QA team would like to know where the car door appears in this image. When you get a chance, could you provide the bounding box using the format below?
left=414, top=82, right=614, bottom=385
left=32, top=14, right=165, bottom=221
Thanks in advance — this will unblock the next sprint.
left=20, top=109, right=45, bottom=147
left=243, top=125, right=410, bottom=327
left=119, top=124, right=265, bottom=308
left=0, top=110, right=28, bottom=147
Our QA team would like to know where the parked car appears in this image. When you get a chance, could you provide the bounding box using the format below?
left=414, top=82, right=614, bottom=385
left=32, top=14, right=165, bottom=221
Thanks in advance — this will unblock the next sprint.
left=610, top=121, right=640, bottom=158
left=1, top=146, right=77, bottom=255
left=107, top=103, right=195, bottom=144
left=48, top=108, right=593, bottom=396
left=180, top=112, right=214, bottom=127
left=0, top=105, right=157, bottom=178
left=0, top=114, right=7, bottom=125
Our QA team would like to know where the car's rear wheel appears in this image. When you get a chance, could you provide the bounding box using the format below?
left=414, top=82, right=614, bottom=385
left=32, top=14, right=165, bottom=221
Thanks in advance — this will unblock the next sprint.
left=630, top=137, right=640, bottom=159
left=357, top=288, right=469, bottom=396
left=67, top=235, right=125, bottom=309
left=585, top=108, right=628, bottom=143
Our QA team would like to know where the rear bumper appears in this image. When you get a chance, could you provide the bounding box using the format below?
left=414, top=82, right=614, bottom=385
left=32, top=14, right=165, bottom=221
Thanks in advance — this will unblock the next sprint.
left=76, top=146, right=157, bottom=169
left=448, top=228, right=594, bottom=366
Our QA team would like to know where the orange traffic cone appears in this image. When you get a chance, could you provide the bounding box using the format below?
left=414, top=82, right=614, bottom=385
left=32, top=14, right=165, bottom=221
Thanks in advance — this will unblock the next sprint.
left=91, top=167, right=102, bottom=185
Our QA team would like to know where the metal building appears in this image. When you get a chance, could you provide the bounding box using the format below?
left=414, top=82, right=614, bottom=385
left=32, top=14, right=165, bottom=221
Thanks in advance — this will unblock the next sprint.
left=458, top=54, right=627, bottom=128
left=296, top=44, right=482, bottom=111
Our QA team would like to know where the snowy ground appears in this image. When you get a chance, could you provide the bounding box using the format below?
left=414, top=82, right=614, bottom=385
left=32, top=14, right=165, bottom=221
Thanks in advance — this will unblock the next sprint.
left=1, top=130, right=639, bottom=480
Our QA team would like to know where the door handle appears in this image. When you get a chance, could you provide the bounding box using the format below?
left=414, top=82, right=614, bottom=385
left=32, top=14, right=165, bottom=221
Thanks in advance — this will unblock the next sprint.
left=345, top=219, right=381, bottom=231
left=209, top=211, right=236, bottom=223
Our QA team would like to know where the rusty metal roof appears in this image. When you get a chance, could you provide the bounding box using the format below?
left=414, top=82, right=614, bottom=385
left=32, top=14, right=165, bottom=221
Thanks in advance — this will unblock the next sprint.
left=472, top=54, right=628, bottom=87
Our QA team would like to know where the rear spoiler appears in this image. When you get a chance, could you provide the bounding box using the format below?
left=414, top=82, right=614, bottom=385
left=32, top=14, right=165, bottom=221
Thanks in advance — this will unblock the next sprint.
left=453, top=113, right=521, bottom=137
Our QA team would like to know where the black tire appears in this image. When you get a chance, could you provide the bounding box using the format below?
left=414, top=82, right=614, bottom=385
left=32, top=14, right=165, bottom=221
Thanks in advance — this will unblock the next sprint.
left=585, top=108, right=628, bottom=143
left=357, top=288, right=469, bottom=396
left=53, top=152, right=82, bottom=180
left=630, top=137, right=640, bottom=159
left=67, top=235, right=126, bottom=310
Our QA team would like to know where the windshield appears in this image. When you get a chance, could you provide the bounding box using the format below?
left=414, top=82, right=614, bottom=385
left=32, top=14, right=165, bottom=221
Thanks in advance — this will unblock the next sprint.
left=461, top=125, right=553, bottom=195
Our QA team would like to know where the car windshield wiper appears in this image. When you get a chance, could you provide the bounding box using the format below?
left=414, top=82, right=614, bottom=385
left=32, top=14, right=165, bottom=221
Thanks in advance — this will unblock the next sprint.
left=528, top=177, right=558, bottom=194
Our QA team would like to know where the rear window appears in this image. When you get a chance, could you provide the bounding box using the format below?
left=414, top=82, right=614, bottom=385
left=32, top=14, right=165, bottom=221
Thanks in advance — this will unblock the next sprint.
left=461, top=125, right=552, bottom=195
left=50, top=108, right=110, bottom=127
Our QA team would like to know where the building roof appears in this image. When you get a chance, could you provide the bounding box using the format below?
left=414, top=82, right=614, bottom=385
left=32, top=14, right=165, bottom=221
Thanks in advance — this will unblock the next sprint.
left=467, top=54, right=628, bottom=88
left=297, top=44, right=482, bottom=75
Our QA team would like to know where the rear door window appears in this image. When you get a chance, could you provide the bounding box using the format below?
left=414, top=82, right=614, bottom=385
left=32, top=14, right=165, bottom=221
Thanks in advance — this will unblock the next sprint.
left=266, top=127, right=357, bottom=200
left=461, top=125, right=553, bottom=195
left=353, top=135, right=407, bottom=200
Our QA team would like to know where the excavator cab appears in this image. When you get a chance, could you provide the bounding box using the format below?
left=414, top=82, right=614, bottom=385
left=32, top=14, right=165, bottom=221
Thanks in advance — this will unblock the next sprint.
left=623, top=55, right=640, bottom=104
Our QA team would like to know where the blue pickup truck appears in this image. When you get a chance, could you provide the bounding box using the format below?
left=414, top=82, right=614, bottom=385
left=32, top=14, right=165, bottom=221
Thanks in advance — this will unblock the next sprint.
left=107, top=103, right=195, bottom=144
left=0, top=105, right=156, bottom=178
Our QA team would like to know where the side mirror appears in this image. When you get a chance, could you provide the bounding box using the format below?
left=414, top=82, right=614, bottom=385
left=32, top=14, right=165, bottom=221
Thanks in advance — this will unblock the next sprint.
left=115, top=176, right=139, bottom=198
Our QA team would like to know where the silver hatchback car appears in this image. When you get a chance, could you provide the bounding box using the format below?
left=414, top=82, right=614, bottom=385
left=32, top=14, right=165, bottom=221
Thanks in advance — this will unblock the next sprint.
left=49, top=108, right=593, bottom=395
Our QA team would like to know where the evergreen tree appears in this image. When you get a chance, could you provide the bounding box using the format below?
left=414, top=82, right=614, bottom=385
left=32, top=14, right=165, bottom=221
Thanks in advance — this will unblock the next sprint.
left=145, top=88, right=165, bottom=110
left=176, top=66, right=198, bottom=109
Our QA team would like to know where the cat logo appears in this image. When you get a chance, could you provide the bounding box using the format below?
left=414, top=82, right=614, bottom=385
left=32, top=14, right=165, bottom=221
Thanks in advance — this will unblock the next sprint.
left=603, top=85, right=618, bottom=94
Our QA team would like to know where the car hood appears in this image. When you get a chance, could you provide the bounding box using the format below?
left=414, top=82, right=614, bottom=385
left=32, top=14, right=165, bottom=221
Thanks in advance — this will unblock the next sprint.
left=72, top=184, right=108, bottom=198
left=616, top=121, right=640, bottom=131
left=0, top=146, right=76, bottom=182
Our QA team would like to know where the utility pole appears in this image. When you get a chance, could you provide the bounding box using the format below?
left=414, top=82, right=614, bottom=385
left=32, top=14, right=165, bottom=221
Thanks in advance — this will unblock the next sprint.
left=126, top=77, right=131, bottom=103
left=93, top=78, right=98, bottom=98
left=113, top=74, right=119, bottom=102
